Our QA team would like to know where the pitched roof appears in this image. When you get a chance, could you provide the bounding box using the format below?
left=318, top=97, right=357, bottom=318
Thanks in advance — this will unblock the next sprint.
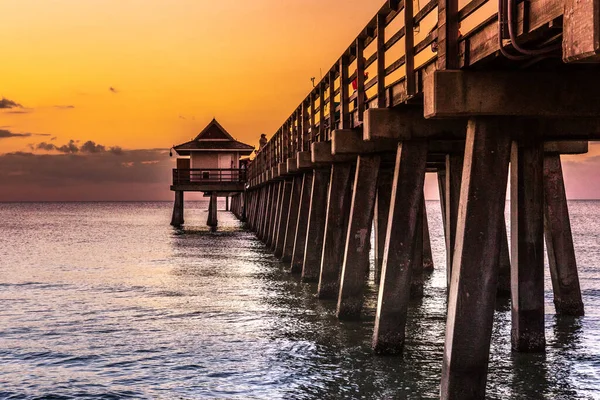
left=173, top=118, right=255, bottom=155
left=194, top=118, right=235, bottom=141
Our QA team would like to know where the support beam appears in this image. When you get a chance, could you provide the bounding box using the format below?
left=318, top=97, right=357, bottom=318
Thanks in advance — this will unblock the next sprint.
left=544, top=154, right=585, bottom=316
left=563, top=0, right=600, bottom=62
left=374, top=169, right=394, bottom=285
left=510, top=139, right=546, bottom=352
left=274, top=180, right=293, bottom=258
left=445, top=154, right=463, bottom=289
left=170, top=190, right=184, bottom=227
left=291, top=172, right=313, bottom=273
left=207, top=192, right=218, bottom=227
left=337, top=155, right=381, bottom=319
left=318, top=163, right=354, bottom=299
left=422, top=197, right=434, bottom=271
left=282, top=175, right=303, bottom=262
left=372, top=140, right=428, bottom=354
left=440, top=118, right=511, bottom=400
left=269, top=182, right=283, bottom=250
left=302, top=168, right=331, bottom=282
left=364, top=107, right=466, bottom=141
left=425, top=71, right=600, bottom=118
left=411, top=199, right=425, bottom=298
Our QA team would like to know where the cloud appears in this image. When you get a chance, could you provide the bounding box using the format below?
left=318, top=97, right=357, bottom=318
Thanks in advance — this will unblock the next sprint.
left=0, top=98, right=22, bottom=109
left=109, top=87, right=119, bottom=93
left=0, top=129, right=51, bottom=139
left=80, top=140, right=106, bottom=153
left=35, top=139, right=126, bottom=155
left=0, top=149, right=170, bottom=189
left=53, top=105, right=75, bottom=109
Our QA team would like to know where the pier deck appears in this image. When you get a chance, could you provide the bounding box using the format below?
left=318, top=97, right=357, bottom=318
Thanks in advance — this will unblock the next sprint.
left=226, top=0, right=598, bottom=398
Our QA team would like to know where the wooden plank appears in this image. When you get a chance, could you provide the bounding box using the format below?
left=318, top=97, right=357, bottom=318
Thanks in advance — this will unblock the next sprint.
left=563, top=0, right=600, bottom=62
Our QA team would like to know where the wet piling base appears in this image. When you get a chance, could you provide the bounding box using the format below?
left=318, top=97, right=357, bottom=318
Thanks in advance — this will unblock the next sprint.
left=170, top=190, right=184, bottom=227
left=207, top=193, right=218, bottom=227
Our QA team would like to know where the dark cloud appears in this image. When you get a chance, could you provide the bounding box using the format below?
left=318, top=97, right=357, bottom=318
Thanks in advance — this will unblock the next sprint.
left=4, top=109, right=32, bottom=114
left=35, top=139, right=126, bottom=155
left=56, top=140, right=79, bottom=154
left=0, top=129, right=30, bottom=138
left=80, top=140, right=106, bottom=153
left=0, top=149, right=170, bottom=188
left=50, top=136, right=57, bottom=141
left=36, top=142, right=56, bottom=151
left=109, top=87, right=118, bottom=94
left=0, top=98, right=22, bottom=109
left=0, top=129, right=51, bottom=139
left=53, top=105, right=75, bottom=109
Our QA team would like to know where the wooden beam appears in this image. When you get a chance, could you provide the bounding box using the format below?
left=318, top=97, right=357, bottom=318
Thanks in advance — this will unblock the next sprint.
left=425, top=71, right=600, bottom=118
left=332, top=129, right=398, bottom=154
left=364, top=107, right=466, bottom=141
left=563, top=0, right=600, bottom=62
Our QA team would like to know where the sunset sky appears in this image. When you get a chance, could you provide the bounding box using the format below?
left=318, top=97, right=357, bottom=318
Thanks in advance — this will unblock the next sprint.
left=1, top=0, right=598, bottom=200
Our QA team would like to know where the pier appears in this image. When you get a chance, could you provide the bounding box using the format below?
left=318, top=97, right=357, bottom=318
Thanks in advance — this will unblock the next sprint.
left=220, top=0, right=598, bottom=398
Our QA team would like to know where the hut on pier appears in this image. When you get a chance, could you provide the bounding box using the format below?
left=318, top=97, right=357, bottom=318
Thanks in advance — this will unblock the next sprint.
left=170, top=118, right=254, bottom=227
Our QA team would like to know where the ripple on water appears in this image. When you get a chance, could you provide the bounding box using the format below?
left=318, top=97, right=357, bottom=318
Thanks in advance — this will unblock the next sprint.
left=0, top=201, right=599, bottom=399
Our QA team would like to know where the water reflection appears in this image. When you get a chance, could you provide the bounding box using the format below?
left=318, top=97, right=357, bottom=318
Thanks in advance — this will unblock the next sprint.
left=0, top=201, right=598, bottom=398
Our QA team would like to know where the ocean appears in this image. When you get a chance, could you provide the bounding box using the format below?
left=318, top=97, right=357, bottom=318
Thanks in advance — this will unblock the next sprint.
left=0, top=201, right=598, bottom=399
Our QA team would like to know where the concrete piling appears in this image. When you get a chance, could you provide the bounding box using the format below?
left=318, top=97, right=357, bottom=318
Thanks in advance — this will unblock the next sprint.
left=543, top=154, right=584, bottom=316
left=170, top=190, right=184, bottom=227
left=440, top=118, right=511, bottom=400
left=318, top=163, right=354, bottom=299
left=302, top=168, right=331, bottom=282
left=337, top=155, right=381, bottom=320
left=510, top=138, right=546, bottom=352
left=282, top=175, right=304, bottom=262
left=291, top=172, right=313, bottom=273
left=374, top=169, right=393, bottom=285
left=372, top=141, right=428, bottom=354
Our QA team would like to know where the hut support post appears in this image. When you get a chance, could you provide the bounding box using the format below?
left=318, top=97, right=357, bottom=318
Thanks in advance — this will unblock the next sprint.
left=337, top=155, right=381, bottom=319
left=302, top=168, right=331, bottom=282
left=440, top=118, right=511, bottom=400
left=372, top=140, right=428, bottom=354
left=543, top=154, right=584, bottom=316
left=207, top=192, right=218, bottom=227
left=170, top=190, right=184, bottom=227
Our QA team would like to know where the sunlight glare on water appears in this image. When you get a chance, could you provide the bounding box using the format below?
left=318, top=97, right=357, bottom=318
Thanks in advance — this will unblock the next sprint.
left=0, top=201, right=598, bottom=399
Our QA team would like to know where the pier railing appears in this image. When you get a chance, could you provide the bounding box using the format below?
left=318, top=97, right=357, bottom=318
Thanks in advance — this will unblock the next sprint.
left=246, top=0, right=566, bottom=181
left=172, top=168, right=247, bottom=185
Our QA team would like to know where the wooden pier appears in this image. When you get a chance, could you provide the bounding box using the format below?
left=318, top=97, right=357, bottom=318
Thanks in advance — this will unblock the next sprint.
left=225, top=0, right=597, bottom=397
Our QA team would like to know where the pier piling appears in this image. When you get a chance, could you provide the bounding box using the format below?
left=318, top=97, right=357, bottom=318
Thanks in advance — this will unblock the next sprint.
left=337, top=155, right=381, bottom=319
left=318, top=163, right=354, bottom=299
left=543, top=154, right=585, bottom=316
left=302, top=168, right=331, bottom=282
left=170, top=190, right=184, bottom=227
left=440, top=118, right=511, bottom=400
left=291, top=172, right=313, bottom=273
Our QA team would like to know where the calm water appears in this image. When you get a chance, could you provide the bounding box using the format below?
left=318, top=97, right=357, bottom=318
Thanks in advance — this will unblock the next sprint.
left=0, top=201, right=599, bottom=399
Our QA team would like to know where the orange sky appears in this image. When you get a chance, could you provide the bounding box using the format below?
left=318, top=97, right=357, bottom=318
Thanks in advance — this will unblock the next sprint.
left=1, top=0, right=384, bottom=152
left=1, top=0, right=599, bottom=200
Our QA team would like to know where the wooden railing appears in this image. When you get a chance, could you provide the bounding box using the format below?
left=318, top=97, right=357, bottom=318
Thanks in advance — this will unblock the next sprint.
left=172, top=168, right=247, bottom=185
left=247, top=0, right=563, bottom=182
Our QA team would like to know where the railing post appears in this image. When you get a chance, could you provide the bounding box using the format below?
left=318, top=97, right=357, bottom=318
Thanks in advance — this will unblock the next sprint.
left=340, top=54, right=351, bottom=129
left=328, top=70, right=337, bottom=138
left=376, top=13, right=386, bottom=108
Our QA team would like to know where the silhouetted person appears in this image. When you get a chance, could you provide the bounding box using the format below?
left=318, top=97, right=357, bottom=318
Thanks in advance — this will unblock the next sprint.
left=259, top=133, right=267, bottom=149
